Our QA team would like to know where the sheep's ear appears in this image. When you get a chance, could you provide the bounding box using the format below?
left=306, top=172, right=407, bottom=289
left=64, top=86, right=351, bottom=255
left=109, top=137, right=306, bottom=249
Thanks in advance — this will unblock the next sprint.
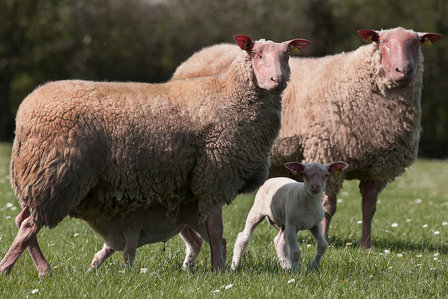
left=285, top=162, right=305, bottom=173
left=284, top=39, right=311, bottom=55
left=358, top=29, right=379, bottom=42
left=234, top=35, right=254, bottom=53
left=326, top=162, right=348, bottom=174
left=418, top=33, right=442, bottom=45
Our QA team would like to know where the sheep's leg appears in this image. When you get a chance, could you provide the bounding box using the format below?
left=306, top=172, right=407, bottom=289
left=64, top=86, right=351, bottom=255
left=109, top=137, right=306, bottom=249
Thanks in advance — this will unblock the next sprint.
left=123, top=231, right=139, bottom=267
left=0, top=212, right=42, bottom=275
left=273, top=229, right=290, bottom=269
left=321, top=193, right=337, bottom=242
left=88, top=243, right=116, bottom=271
left=285, top=228, right=301, bottom=271
left=180, top=227, right=203, bottom=270
left=308, top=224, right=328, bottom=269
left=231, top=210, right=265, bottom=270
left=206, top=208, right=225, bottom=271
left=14, top=207, right=51, bottom=276
left=360, top=180, right=383, bottom=251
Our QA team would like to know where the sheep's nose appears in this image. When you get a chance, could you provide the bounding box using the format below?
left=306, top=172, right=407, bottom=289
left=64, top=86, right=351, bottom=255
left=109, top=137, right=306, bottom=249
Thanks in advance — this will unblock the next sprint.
left=393, top=62, right=414, bottom=82
left=271, top=76, right=280, bottom=85
left=395, top=65, right=413, bottom=76
left=270, top=76, right=285, bottom=90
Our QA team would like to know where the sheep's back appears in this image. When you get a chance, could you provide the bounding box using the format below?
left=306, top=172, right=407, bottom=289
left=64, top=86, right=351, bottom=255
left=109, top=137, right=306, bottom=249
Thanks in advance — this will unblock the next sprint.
left=11, top=80, right=201, bottom=226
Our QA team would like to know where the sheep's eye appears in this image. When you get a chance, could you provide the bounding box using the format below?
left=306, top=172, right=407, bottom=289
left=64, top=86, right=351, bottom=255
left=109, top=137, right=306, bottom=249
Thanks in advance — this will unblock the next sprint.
left=252, top=51, right=262, bottom=59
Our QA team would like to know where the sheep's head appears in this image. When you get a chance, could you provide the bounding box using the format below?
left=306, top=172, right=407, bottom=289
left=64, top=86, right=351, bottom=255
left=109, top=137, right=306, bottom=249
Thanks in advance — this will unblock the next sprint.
left=234, top=35, right=311, bottom=91
left=358, top=27, right=441, bottom=87
left=285, top=161, right=348, bottom=196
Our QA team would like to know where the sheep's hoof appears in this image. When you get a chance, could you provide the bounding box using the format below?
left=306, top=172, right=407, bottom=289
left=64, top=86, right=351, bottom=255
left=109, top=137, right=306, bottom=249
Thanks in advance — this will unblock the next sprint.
left=38, top=269, right=52, bottom=279
left=308, top=260, right=321, bottom=271
left=0, top=267, right=12, bottom=276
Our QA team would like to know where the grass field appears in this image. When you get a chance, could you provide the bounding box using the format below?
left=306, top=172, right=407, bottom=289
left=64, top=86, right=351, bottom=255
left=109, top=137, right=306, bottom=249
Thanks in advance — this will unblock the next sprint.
left=0, top=142, right=447, bottom=298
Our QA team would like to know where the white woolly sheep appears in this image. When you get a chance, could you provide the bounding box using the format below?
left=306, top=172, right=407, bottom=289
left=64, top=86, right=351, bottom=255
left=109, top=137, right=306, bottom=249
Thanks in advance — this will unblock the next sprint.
left=231, top=161, right=347, bottom=271
left=170, top=27, right=442, bottom=250
left=0, top=35, right=311, bottom=276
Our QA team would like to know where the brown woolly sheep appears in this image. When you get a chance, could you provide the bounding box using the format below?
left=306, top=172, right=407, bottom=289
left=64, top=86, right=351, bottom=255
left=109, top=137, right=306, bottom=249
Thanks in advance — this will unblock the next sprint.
left=0, top=35, right=311, bottom=276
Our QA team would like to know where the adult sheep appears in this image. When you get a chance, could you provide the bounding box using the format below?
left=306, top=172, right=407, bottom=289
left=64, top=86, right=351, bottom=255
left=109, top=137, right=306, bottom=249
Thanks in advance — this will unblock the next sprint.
left=170, top=27, right=442, bottom=250
left=0, top=35, right=311, bottom=276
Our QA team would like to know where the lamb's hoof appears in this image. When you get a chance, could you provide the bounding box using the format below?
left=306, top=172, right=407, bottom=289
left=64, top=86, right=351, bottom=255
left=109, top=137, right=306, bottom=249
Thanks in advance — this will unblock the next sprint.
left=230, top=261, right=239, bottom=271
left=182, top=263, right=195, bottom=271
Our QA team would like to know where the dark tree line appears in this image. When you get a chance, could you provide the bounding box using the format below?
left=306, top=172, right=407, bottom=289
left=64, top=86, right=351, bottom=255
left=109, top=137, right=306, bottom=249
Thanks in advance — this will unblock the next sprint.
left=1, top=0, right=447, bottom=157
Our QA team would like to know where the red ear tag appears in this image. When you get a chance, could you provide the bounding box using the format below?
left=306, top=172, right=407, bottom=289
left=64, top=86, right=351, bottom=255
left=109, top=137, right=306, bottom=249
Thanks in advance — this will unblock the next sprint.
left=244, top=41, right=249, bottom=50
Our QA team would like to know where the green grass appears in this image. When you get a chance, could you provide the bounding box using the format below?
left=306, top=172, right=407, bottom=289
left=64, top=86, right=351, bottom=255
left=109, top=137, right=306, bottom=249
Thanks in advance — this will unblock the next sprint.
left=0, top=142, right=447, bottom=298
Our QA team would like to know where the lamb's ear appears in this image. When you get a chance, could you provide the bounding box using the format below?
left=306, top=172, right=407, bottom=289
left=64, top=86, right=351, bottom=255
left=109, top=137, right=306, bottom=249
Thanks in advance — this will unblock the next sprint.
left=358, top=29, right=379, bottom=42
left=285, top=39, right=311, bottom=55
left=326, top=162, right=348, bottom=174
left=234, top=35, right=254, bottom=53
left=418, top=33, right=442, bottom=45
left=285, top=162, right=305, bottom=173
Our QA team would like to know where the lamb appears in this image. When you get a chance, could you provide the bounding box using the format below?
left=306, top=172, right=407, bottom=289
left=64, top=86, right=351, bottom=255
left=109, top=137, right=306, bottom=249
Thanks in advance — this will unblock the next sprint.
left=0, top=35, right=311, bottom=276
left=170, top=27, right=442, bottom=250
left=231, top=161, right=347, bottom=271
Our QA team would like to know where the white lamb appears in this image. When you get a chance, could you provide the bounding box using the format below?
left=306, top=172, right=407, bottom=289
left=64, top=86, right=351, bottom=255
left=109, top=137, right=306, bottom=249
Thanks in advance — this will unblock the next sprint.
left=231, top=161, right=347, bottom=271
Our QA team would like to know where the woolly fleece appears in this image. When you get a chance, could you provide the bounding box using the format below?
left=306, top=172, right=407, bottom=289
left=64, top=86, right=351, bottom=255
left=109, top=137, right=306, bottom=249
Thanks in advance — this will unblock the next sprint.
left=11, top=50, right=282, bottom=228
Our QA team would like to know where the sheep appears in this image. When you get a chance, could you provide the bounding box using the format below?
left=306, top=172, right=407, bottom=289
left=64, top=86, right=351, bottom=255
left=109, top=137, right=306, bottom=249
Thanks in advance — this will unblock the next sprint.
left=0, top=35, right=311, bottom=276
left=169, top=27, right=442, bottom=250
left=231, top=161, right=348, bottom=271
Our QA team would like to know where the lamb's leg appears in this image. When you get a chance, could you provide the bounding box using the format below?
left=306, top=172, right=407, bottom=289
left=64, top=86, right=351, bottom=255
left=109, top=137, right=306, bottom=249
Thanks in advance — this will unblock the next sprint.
left=231, top=209, right=265, bottom=270
left=321, top=193, right=337, bottom=242
left=273, top=229, right=290, bottom=269
left=88, top=243, right=116, bottom=271
left=205, top=207, right=225, bottom=271
left=180, top=227, right=203, bottom=270
left=308, top=224, right=328, bottom=269
left=360, top=180, right=383, bottom=251
left=0, top=211, right=42, bottom=275
left=285, top=228, right=301, bottom=271
left=14, top=207, right=51, bottom=277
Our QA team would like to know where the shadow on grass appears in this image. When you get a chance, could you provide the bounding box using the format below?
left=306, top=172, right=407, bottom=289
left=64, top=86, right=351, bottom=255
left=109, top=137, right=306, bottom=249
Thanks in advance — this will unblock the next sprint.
left=327, top=235, right=448, bottom=254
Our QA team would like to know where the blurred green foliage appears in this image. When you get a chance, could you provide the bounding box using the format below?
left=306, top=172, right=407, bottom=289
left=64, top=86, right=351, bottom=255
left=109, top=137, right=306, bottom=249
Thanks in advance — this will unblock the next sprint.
left=0, top=0, right=447, bottom=157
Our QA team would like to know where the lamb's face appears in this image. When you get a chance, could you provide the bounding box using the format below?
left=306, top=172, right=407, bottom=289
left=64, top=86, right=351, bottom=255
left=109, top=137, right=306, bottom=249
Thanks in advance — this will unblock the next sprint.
left=234, top=35, right=311, bottom=91
left=358, top=27, right=441, bottom=87
left=302, top=164, right=331, bottom=195
left=285, top=161, right=348, bottom=196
